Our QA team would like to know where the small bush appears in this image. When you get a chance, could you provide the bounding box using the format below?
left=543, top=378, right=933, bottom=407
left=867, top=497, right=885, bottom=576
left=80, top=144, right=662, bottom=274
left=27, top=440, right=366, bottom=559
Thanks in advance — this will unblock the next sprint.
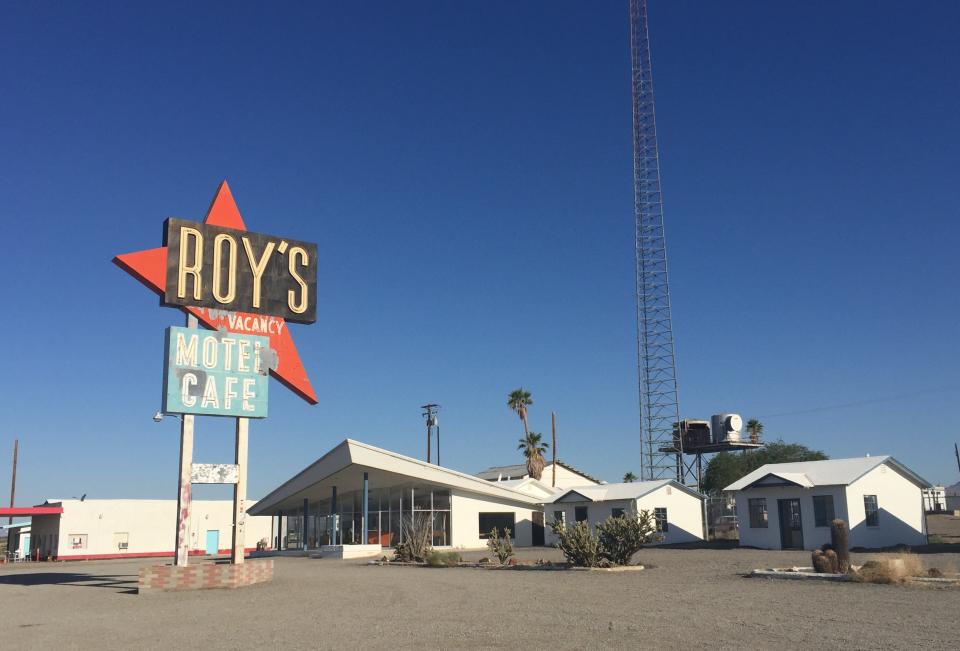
left=487, top=527, right=515, bottom=564
left=595, top=511, right=657, bottom=566
left=854, top=554, right=924, bottom=584
left=551, top=520, right=601, bottom=567
left=426, top=550, right=461, bottom=567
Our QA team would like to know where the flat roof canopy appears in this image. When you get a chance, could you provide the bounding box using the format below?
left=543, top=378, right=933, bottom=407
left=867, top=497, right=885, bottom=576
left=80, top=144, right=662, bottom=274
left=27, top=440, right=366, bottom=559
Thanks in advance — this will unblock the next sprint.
left=0, top=506, right=63, bottom=516
left=250, top=439, right=541, bottom=516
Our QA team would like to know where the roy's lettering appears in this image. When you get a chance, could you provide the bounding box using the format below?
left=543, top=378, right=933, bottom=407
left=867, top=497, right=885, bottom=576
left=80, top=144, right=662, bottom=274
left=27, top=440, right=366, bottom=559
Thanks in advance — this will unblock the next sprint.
left=163, top=218, right=317, bottom=324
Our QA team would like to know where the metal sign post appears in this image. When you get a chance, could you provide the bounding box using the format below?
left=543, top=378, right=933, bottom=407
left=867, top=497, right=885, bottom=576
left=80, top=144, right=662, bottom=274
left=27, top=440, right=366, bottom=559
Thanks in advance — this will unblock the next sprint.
left=231, top=417, right=248, bottom=564
left=174, top=313, right=198, bottom=566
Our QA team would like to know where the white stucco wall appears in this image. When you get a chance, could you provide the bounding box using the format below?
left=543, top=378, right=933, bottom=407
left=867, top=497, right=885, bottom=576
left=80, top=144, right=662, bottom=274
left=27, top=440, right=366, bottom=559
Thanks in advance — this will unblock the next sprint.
left=544, top=486, right=703, bottom=546
left=637, top=486, right=704, bottom=544
left=844, top=465, right=926, bottom=549
left=733, top=462, right=927, bottom=550
left=733, top=485, right=848, bottom=551
left=543, top=464, right=600, bottom=489
left=450, top=490, right=536, bottom=549
left=29, top=499, right=273, bottom=559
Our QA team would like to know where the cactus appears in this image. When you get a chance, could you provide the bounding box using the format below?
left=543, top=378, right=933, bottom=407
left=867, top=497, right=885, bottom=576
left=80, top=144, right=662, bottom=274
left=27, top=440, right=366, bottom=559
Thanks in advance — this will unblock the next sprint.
left=830, top=519, right=850, bottom=573
left=823, top=548, right=839, bottom=573
left=811, top=549, right=833, bottom=573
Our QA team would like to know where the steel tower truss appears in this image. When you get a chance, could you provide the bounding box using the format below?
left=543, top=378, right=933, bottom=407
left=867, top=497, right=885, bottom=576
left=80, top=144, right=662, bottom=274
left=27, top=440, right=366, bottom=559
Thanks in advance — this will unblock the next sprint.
left=629, top=0, right=683, bottom=482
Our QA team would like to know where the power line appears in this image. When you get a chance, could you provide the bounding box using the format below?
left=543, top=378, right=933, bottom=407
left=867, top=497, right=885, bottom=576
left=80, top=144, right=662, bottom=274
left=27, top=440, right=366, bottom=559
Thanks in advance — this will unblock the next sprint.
left=758, top=387, right=956, bottom=419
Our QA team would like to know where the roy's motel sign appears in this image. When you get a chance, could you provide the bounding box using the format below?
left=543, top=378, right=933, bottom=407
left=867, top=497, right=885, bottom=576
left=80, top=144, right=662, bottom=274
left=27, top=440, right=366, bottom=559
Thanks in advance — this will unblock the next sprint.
left=113, top=181, right=319, bottom=405
left=113, top=180, right=318, bottom=569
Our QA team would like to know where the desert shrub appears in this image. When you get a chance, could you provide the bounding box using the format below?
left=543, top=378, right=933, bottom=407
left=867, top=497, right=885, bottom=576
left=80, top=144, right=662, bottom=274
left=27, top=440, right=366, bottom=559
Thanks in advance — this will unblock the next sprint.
left=551, top=520, right=601, bottom=567
left=486, top=527, right=514, bottom=564
left=426, top=550, right=461, bottom=567
left=393, top=512, right=432, bottom=563
left=854, top=554, right=924, bottom=584
left=595, top=510, right=657, bottom=566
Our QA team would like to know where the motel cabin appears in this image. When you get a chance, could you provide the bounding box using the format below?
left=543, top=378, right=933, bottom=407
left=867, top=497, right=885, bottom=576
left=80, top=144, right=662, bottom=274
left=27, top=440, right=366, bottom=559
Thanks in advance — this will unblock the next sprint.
left=543, top=480, right=705, bottom=545
left=725, top=456, right=931, bottom=551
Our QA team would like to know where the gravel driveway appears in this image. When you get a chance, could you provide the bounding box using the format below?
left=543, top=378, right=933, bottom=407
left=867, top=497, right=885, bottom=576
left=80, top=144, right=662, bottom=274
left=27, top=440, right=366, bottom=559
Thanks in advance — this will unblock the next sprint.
left=1, top=546, right=958, bottom=649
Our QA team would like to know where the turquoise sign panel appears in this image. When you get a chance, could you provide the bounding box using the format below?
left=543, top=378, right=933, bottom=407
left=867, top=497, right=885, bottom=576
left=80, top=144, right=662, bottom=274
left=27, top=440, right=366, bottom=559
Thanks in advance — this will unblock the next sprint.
left=162, top=326, right=270, bottom=418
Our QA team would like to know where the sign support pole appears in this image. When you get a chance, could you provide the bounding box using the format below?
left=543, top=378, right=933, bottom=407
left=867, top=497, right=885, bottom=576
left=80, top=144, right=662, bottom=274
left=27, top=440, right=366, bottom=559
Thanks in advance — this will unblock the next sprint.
left=174, top=313, right=198, bottom=566
left=231, top=417, right=248, bottom=564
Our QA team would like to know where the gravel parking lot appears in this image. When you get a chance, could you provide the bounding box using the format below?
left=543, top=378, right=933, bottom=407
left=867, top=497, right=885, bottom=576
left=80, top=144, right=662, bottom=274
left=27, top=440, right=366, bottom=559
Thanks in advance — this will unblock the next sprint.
left=1, top=546, right=959, bottom=650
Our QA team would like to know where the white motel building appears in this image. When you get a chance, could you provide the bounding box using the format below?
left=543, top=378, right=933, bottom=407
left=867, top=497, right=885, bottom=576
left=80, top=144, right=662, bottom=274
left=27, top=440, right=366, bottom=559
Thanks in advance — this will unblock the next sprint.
left=725, top=455, right=931, bottom=550
left=5, top=439, right=702, bottom=561
left=11, top=441, right=936, bottom=561
left=248, top=439, right=704, bottom=556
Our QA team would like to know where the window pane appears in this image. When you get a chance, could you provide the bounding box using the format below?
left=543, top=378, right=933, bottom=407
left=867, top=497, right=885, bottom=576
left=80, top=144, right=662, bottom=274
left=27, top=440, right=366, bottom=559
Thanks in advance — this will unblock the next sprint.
left=864, top=495, right=879, bottom=527
left=478, top=513, right=515, bottom=539
left=432, top=490, right=451, bottom=510
left=552, top=510, right=565, bottom=527
left=654, top=507, right=668, bottom=532
left=574, top=506, right=589, bottom=523
left=432, top=511, right=450, bottom=546
left=413, top=489, right=431, bottom=511
left=748, top=498, right=768, bottom=528
left=813, top=495, right=835, bottom=527
left=611, top=508, right=625, bottom=519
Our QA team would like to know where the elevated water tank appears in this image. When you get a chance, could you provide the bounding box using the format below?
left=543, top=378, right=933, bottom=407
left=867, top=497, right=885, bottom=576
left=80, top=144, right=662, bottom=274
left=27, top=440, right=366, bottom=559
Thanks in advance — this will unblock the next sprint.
left=711, top=413, right=743, bottom=443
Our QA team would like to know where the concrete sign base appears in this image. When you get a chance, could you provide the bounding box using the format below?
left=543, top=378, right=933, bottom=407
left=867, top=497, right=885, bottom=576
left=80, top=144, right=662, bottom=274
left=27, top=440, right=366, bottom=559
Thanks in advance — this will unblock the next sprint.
left=138, top=559, right=273, bottom=594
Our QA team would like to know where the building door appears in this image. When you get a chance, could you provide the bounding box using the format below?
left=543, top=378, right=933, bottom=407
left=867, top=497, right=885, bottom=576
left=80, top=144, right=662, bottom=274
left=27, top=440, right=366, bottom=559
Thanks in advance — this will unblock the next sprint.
left=205, top=530, right=220, bottom=555
left=777, top=499, right=804, bottom=550
left=532, top=511, right=545, bottom=546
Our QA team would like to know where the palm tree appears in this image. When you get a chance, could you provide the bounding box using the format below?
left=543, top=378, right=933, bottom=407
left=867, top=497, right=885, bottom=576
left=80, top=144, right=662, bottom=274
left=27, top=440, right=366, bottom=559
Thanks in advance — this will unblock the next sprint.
left=518, top=431, right=549, bottom=480
left=507, top=388, right=533, bottom=436
left=623, top=471, right=637, bottom=483
left=746, top=419, right=764, bottom=444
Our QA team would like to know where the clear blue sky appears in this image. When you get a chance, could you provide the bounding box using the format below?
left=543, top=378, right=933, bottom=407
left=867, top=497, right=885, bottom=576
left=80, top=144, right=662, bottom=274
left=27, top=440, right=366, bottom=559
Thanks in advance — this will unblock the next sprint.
left=1, top=1, right=958, bottom=506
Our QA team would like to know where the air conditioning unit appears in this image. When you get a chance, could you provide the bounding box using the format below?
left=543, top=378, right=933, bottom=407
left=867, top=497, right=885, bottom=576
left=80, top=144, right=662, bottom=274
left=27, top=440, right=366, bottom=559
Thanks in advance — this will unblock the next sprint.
left=711, top=413, right=743, bottom=443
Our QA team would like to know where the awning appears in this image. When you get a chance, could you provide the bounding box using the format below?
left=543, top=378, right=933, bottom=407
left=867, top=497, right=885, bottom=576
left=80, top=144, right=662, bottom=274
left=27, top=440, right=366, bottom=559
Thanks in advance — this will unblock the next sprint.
left=0, top=507, right=64, bottom=516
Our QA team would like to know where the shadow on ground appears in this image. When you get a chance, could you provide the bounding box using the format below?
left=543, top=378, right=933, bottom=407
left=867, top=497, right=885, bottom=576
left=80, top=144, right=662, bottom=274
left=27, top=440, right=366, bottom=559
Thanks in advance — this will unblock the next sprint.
left=0, top=571, right=138, bottom=594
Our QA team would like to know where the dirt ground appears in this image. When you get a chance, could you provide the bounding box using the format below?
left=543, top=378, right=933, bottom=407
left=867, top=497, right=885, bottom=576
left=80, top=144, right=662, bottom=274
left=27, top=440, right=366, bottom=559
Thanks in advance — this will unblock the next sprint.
left=927, top=513, right=960, bottom=544
left=1, top=546, right=959, bottom=650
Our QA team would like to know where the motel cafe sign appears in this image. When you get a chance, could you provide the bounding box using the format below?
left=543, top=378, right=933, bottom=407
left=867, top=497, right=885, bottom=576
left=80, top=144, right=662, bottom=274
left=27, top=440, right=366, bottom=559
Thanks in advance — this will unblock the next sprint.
left=163, top=327, right=270, bottom=418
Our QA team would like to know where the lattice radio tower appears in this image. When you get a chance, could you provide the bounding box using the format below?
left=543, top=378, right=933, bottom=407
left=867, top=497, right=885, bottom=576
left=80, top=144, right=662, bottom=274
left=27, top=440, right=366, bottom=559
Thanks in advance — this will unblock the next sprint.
left=629, top=0, right=683, bottom=482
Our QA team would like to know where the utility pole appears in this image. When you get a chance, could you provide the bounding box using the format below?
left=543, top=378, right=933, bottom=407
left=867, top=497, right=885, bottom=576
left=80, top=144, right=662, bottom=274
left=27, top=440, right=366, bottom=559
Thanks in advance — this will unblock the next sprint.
left=421, top=404, right=439, bottom=464
left=8, top=439, right=18, bottom=525
left=955, top=442, right=959, bottom=474
left=551, top=413, right=557, bottom=488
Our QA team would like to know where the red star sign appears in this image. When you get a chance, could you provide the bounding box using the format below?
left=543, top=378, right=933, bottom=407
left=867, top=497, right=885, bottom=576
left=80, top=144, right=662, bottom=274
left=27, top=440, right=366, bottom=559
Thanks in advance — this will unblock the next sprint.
left=113, top=181, right=318, bottom=405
